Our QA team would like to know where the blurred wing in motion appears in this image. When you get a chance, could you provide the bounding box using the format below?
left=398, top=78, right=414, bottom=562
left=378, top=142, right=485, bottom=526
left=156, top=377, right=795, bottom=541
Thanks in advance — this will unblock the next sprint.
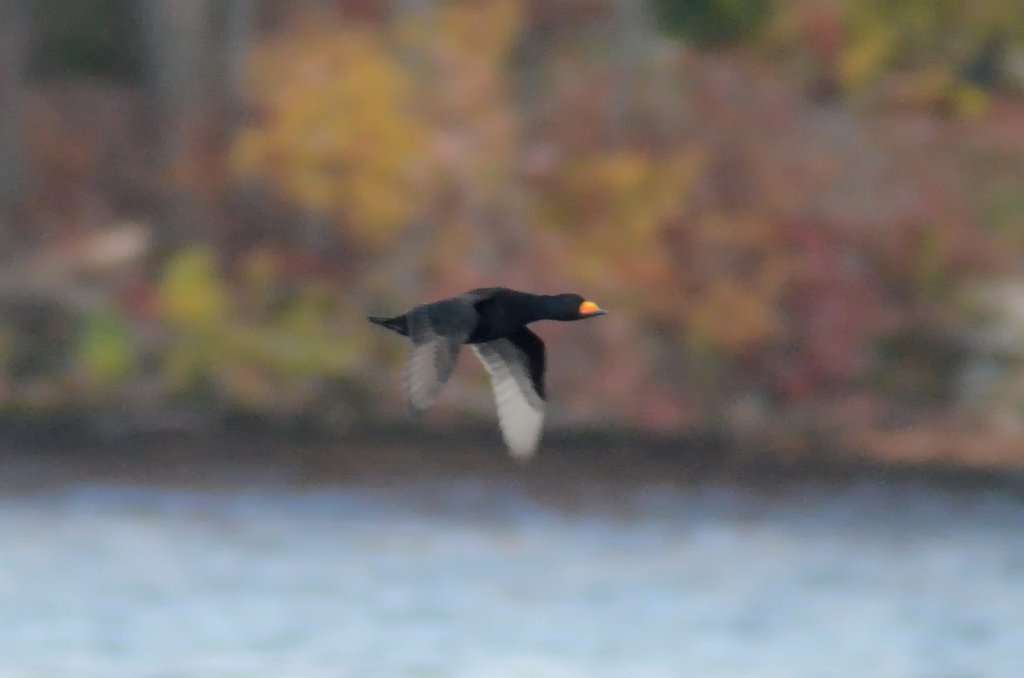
left=403, top=300, right=475, bottom=418
left=473, top=328, right=546, bottom=460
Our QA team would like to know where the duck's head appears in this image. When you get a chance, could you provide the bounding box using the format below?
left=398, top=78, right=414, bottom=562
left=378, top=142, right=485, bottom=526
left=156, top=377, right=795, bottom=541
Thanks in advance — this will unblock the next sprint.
left=545, top=294, right=608, bottom=321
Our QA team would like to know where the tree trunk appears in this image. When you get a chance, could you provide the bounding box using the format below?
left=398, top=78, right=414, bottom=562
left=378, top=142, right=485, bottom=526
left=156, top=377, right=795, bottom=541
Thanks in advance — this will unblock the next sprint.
left=143, top=0, right=213, bottom=251
left=0, top=0, right=29, bottom=254
left=609, top=0, right=656, bottom=144
left=381, top=0, right=436, bottom=304
left=143, top=0, right=262, bottom=255
left=219, top=0, right=259, bottom=120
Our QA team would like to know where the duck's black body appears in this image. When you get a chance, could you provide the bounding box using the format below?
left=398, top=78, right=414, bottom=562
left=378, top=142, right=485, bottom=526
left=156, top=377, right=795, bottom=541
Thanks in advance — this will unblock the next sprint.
left=368, top=287, right=606, bottom=459
left=369, top=288, right=597, bottom=343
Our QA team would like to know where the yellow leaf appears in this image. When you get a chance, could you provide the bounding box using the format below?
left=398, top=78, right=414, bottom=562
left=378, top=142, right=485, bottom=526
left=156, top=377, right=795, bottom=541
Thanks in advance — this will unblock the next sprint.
left=839, top=27, right=896, bottom=91
left=159, top=247, right=229, bottom=330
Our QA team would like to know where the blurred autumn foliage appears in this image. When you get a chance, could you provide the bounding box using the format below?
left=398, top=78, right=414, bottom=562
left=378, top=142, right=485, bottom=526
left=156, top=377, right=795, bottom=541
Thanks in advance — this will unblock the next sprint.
left=2, top=0, right=1024, bottom=465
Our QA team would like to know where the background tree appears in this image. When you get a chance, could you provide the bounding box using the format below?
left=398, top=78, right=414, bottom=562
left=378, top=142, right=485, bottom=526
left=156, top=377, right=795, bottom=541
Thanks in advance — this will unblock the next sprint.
left=0, top=0, right=29, bottom=253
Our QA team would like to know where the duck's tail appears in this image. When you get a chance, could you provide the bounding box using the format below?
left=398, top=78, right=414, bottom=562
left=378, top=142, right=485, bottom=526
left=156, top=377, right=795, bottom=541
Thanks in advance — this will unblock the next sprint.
left=368, top=314, right=409, bottom=336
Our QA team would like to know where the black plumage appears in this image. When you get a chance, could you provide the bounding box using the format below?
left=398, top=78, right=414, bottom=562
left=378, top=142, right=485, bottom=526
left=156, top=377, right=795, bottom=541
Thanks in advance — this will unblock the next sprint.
left=369, top=287, right=606, bottom=459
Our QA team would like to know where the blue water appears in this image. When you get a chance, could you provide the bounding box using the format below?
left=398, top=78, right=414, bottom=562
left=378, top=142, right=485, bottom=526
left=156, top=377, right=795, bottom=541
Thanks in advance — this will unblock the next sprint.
left=1, top=477, right=1023, bottom=676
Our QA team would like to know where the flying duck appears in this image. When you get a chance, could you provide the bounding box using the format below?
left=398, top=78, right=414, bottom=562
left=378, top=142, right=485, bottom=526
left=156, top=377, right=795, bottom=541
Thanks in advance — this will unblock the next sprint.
left=369, top=287, right=607, bottom=459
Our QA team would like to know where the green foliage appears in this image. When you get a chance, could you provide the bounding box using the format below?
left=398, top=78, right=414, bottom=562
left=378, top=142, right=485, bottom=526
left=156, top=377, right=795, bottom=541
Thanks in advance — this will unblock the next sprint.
left=653, top=0, right=775, bottom=47
left=157, top=246, right=360, bottom=411
left=31, top=0, right=141, bottom=81
left=839, top=0, right=1024, bottom=97
left=159, top=247, right=229, bottom=331
left=845, top=0, right=1024, bottom=69
left=872, top=330, right=965, bottom=405
left=75, top=311, right=137, bottom=391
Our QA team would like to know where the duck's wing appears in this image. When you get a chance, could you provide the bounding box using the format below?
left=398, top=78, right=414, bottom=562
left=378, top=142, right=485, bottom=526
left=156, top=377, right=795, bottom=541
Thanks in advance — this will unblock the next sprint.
left=403, top=298, right=477, bottom=418
left=472, top=327, right=546, bottom=460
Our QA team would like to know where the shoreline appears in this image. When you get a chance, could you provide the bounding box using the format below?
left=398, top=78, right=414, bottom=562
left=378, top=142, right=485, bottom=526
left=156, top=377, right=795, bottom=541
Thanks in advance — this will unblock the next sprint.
left=1, top=420, right=1022, bottom=495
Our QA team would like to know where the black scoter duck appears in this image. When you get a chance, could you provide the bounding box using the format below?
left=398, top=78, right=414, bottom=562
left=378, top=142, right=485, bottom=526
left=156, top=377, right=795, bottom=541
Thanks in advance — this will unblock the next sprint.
left=369, top=287, right=607, bottom=459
